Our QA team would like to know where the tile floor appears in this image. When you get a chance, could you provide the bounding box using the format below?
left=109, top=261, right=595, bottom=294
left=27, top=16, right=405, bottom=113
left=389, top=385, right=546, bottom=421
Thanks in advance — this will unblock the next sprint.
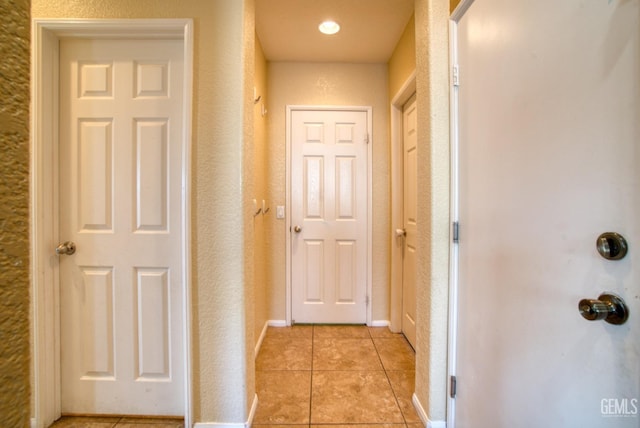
left=255, top=324, right=420, bottom=428
left=50, top=416, right=183, bottom=428
left=49, top=325, right=417, bottom=428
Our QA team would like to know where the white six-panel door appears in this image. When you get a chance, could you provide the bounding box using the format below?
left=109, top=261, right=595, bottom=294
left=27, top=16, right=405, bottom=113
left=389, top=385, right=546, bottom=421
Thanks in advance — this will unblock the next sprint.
left=59, top=38, right=184, bottom=416
left=290, top=109, right=369, bottom=324
left=401, top=95, right=417, bottom=348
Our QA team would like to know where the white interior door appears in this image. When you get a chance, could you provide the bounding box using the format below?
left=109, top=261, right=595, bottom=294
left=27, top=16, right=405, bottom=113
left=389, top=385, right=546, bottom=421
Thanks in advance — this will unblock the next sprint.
left=452, top=0, right=639, bottom=427
left=402, top=94, right=417, bottom=348
left=290, top=109, right=369, bottom=324
left=59, top=38, right=184, bottom=416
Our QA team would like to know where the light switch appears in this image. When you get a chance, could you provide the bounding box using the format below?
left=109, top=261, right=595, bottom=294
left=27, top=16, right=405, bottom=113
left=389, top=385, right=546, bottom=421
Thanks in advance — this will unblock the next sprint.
left=276, top=205, right=285, bottom=219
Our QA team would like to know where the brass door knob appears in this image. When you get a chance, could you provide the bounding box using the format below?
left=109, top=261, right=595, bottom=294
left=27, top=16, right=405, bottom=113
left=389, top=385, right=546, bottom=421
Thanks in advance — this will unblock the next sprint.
left=579, top=293, right=628, bottom=325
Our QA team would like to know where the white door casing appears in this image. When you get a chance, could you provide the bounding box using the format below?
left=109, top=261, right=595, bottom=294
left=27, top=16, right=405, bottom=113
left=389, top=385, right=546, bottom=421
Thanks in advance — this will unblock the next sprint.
left=59, top=38, right=184, bottom=416
left=401, top=94, right=417, bottom=348
left=31, top=20, right=193, bottom=428
left=390, top=73, right=416, bottom=333
left=288, top=107, right=371, bottom=325
left=450, top=1, right=639, bottom=427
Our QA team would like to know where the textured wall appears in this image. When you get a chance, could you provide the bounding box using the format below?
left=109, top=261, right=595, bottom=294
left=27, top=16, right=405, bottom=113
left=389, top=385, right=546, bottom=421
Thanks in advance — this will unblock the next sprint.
left=388, top=14, right=416, bottom=99
left=32, top=0, right=256, bottom=423
left=414, top=0, right=451, bottom=422
left=0, top=0, right=31, bottom=426
left=266, top=62, right=390, bottom=322
left=253, top=36, right=269, bottom=345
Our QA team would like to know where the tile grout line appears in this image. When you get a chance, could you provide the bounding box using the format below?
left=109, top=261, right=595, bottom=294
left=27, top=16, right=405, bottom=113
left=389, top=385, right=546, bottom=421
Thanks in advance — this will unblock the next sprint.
left=308, top=325, right=315, bottom=426
left=372, top=334, right=410, bottom=426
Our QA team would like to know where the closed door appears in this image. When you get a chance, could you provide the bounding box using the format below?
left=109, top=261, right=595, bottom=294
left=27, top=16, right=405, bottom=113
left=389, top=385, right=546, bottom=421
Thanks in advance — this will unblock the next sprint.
left=452, top=0, right=639, bottom=427
left=59, top=38, right=184, bottom=416
left=402, top=94, right=417, bottom=348
left=290, top=109, right=369, bottom=324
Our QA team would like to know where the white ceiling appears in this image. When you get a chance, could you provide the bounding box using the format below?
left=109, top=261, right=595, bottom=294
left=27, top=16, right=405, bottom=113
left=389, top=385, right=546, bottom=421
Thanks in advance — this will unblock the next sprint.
left=255, top=0, right=415, bottom=63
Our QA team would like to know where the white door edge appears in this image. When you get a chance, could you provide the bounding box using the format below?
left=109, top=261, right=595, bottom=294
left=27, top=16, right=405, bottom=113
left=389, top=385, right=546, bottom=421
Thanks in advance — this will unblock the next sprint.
left=389, top=72, right=416, bottom=334
left=447, top=2, right=474, bottom=428
left=30, top=19, right=194, bottom=428
left=285, top=105, right=373, bottom=326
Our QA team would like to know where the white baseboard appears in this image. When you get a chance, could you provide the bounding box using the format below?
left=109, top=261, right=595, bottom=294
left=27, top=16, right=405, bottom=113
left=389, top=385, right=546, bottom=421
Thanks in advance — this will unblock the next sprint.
left=370, top=320, right=390, bottom=327
left=194, top=394, right=258, bottom=428
left=413, top=393, right=446, bottom=428
left=255, top=321, right=269, bottom=359
left=267, top=319, right=287, bottom=327
left=31, top=418, right=37, bottom=428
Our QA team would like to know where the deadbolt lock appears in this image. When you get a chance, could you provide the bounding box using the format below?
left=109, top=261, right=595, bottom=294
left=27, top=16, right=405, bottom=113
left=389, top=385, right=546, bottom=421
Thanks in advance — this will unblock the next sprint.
left=596, top=232, right=628, bottom=260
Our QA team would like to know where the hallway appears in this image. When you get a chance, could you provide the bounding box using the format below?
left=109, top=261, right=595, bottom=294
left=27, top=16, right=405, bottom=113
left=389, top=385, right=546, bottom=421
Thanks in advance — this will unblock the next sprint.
left=255, top=325, right=420, bottom=426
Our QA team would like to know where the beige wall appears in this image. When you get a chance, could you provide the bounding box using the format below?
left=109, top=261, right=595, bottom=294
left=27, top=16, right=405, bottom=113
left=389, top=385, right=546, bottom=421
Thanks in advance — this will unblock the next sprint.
left=265, top=62, right=390, bottom=323
left=0, top=0, right=31, bottom=426
left=253, top=36, right=269, bottom=346
left=388, top=13, right=416, bottom=99
left=31, top=0, right=257, bottom=423
left=414, top=0, right=451, bottom=422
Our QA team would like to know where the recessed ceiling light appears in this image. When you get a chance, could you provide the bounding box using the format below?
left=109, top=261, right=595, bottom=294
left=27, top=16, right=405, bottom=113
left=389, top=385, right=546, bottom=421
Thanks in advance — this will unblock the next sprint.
left=319, top=20, right=340, bottom=35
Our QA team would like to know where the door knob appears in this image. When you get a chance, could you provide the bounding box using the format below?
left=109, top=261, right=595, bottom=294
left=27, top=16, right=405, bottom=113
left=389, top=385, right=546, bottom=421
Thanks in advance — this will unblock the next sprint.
left=293, top=225, right=302, bottom=233
left=55, top=241, right=76, bottom=256
left=395, top=228, right=406, bottom=237
left=578, top=293, right=628, bottom=325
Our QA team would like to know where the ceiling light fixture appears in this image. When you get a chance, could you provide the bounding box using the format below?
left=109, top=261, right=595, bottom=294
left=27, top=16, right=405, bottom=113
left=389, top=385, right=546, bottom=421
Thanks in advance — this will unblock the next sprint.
left=319, top=20, right=340, bottom=35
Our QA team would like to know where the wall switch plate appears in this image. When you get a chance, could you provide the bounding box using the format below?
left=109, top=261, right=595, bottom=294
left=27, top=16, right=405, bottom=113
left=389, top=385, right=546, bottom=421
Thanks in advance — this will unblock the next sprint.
left=276, top=205, right=285, bottom=219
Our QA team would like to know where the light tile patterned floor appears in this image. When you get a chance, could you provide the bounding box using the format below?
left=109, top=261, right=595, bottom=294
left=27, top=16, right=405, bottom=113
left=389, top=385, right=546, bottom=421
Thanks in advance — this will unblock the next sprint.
left=255, top=325, right=420, bottom=428
left=49, top=325, right=417, bottom=428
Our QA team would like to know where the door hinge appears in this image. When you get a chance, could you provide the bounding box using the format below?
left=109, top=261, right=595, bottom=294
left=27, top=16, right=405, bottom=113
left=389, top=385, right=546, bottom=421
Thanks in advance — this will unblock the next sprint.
left=365, top=295, right=370, bottom=306
left=450, top=375, right=457, bottom=398
left=364, top=133, right=370, bottom=144
left=452, top=64, right=460, bottom=87
left=452, top=221, right=459, bottom=243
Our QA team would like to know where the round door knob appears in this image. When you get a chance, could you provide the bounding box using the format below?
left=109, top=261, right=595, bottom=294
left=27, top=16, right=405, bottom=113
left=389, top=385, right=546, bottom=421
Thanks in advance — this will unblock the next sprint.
left=578, top=293, right=629, bottom=325
left=56, top=241, right=76, bottom=256
left=293, top=225, right=302, bottom=233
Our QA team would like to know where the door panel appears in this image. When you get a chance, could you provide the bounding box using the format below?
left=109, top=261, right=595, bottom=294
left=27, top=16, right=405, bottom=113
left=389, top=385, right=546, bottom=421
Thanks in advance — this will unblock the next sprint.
left=291, top=109, right=369, bottom=324
left=59, top=39, right=184, bottom=416
left=402, top=95, right=417, bottom=348
left=454, top=0, right=639, bottom=426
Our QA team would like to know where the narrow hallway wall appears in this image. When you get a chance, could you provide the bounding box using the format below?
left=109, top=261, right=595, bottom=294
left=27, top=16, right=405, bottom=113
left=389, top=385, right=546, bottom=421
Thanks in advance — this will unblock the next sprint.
left=414, top=0, right=451, bottom=423
left=253, top=36, right=269, bottom=348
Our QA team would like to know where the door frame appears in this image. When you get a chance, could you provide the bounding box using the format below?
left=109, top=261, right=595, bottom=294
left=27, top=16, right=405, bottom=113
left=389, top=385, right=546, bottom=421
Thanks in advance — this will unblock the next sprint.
left=389, top=72, right=416, bottom=334
left=447, top=1, right=475, bottom=427
left=30, top=19, right=194, bottom=428
left=285, top=105, right=373, bottom=326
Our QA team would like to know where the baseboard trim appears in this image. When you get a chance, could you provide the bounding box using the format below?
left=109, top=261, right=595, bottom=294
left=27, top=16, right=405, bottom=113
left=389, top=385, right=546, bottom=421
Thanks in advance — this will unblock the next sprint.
left=412, top=393, right=446, bottom=428
left=255, top=321, right=269, bottom=359
left=268, top=320, right=287, bottom=327
left=370, top=320, right=390, bottom=327
left=194, top=394, right=258, bottom=428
